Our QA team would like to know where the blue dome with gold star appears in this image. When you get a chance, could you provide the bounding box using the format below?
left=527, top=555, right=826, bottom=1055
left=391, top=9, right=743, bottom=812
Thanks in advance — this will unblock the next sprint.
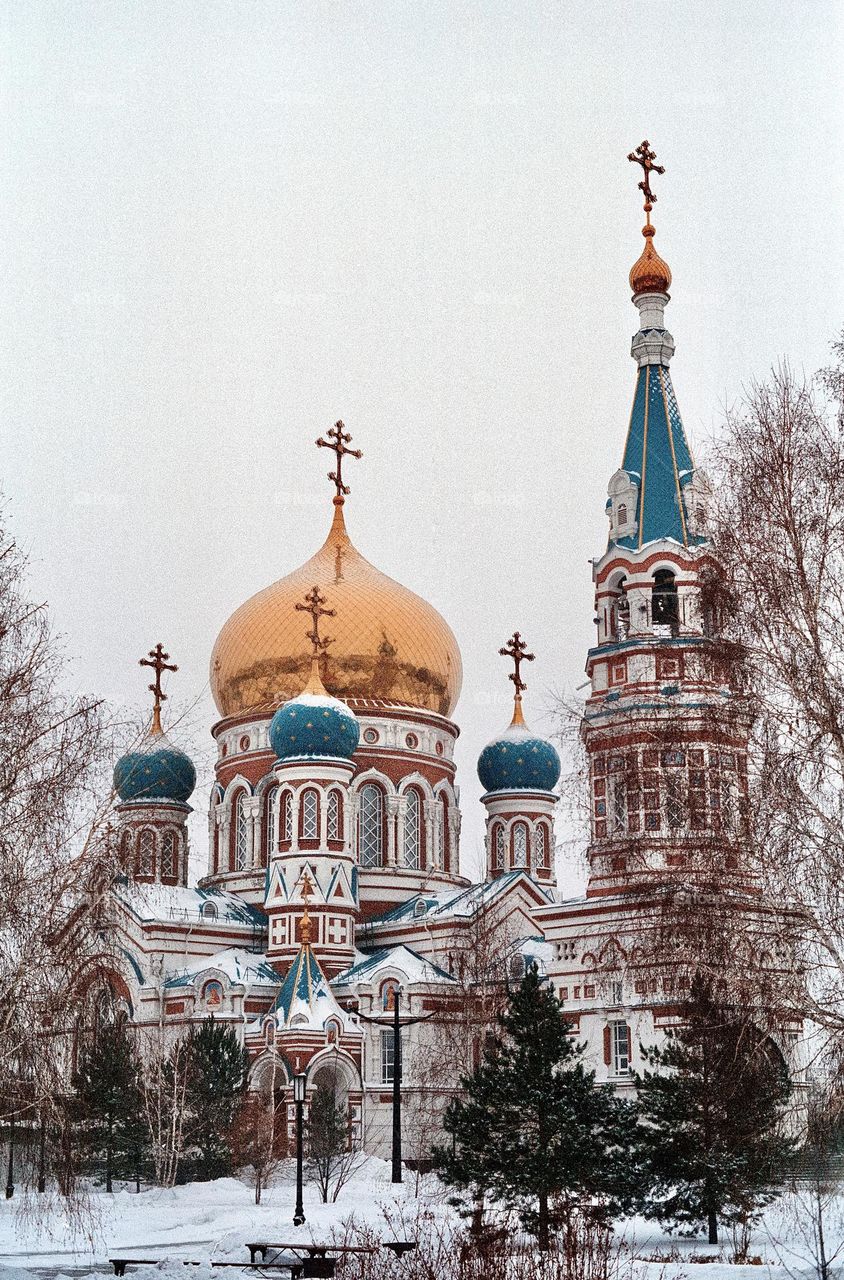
left=477, top=720, right=561, bottom=795
left=114, top=730, right=197, bottom=804
left=270, top=689, right=360, bottom=762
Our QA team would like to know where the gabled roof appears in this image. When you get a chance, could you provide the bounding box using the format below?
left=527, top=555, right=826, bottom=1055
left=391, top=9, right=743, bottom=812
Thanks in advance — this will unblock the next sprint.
left=332, top=944, right=457, bottom=989
left=164, top=947, right=284, bottom=990
left=367, top=871, right=553, bottom=926
left=268, top=943, right=360, bottom=1035
left=615, top=363, right=703, bottom=550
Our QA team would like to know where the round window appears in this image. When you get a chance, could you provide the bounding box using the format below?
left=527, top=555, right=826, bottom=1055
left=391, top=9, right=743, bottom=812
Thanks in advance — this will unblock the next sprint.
left=435, top=740, right=444, bottom=757
left=363, top=727, right=379, bottom=745
left=405, top=733, right=419, bottom=749
left=239, top=735, right=251, bottom=752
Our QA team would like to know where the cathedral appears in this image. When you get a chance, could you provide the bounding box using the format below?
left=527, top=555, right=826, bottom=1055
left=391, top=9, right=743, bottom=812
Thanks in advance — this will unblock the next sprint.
left=101, top=146, right=802, bottom=1159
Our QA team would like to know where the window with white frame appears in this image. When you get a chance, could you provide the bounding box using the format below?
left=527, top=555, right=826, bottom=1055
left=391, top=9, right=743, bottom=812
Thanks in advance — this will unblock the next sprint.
left=403, top=790, right=421, bottom=868
left=535, top=824, right=547, bottom=869
left=436, top=802, right=445, bottom=868
left=494, top=824, right=506, bottom=869
left=513, top=822, right=528, bottom=868
left=327, top=790, right=341, bottom=841
left=301, top=788, right=319, bottom=841
left=161, top=830, right=178, bottom=880
left=282, top=790, right=293, bottom=843
left=137, top=828, right=155, bottom=877
left=381, top=1028, right=396, bottom=1083
left=235, top=794, right=250, bottom=870
left=358, top=784, right=384, bottom=868
left=609, top=773, right=627, bottom=833
left=611, top=1021, right=631, bottom=1074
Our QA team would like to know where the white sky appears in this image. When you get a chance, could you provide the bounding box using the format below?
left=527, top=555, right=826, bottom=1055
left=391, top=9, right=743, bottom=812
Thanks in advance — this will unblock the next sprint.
left=2, top=1, right=843, bottom=886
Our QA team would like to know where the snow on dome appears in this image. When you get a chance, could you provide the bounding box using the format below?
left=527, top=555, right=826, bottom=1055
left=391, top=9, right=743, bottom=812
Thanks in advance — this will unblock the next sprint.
left=477, top=718, right=561, bottom=795
left=269, top=684, right=360, bottom=762
left=113, top=728, right=196, bottom=804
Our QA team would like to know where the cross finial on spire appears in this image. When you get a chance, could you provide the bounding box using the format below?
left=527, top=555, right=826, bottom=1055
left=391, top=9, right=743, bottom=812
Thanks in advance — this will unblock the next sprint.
left=627, top=140, right=665, bottom=219
left=316, top=420, right=362, bottom=502
left=499, top=631, right=535, bottom=725
left=139, top=643, right=177, bottom=735
left=299, top=871, right=314, bottom=945
left=295, top=585, right=337, bottom=658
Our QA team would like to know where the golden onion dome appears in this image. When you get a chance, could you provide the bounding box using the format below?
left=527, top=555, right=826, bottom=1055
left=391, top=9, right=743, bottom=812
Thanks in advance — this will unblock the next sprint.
left=210, top=498, right=462, bottom=720
left=629, top=223, right=672, bottom=297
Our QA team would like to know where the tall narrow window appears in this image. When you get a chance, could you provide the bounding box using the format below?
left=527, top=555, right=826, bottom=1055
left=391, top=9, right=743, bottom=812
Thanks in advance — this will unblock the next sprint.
left=665, top=774, right=685, bottom=830
left=161, top=830, right=178, bottom=880
left=617, top=503, right=627, bottom=526
left=513, top=822, right=528, bottom=868
left=494, top=824, right=506, bottom=870
left=535, top=824, right=548, bottom=870
left=403, top=790, right=421, bottom=868
left=610, top=774, right=627, bottom=833
left=301, top=788, right=319, bottom=841
left=381, top=1028, right=396, bottom=1084
left=137, top=829, right=155, bottom=877
left=652, top=569, right=679, bottom=632
left=611, top=1021, right=631, bottom=1074
left=119, top=829, right=132, bottom=871
left=327, top=790, right=342, bottom=842
left=440, top=797, right=449, bottom=871
left=235, top=793, right=250, bottom=870
left=358, top=784, right=384, bottom=868
left=282, top=790, right=293, bottom=843
left=264, top=787, right=279, bottom=864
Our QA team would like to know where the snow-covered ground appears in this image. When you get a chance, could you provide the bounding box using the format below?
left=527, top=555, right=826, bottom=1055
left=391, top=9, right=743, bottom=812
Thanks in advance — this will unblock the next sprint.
left=0, top=1160, right=837, bottom=1280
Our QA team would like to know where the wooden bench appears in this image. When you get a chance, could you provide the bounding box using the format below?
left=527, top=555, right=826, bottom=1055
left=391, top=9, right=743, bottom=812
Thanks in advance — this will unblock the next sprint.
left=110, top=1261, right=296, bottom=1277
left=246, top=1241, right=417, bottom=1276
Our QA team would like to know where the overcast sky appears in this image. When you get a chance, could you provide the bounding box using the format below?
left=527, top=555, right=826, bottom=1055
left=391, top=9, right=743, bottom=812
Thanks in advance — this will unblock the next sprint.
left=2, top=1, right=842, bottom=885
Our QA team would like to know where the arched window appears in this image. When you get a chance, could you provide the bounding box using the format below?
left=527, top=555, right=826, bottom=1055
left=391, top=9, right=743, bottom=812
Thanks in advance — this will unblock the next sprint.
left=611, top=575, right=629, bottom=640
left=161, top=830, right=178, bottom=880
left=381, top=980, right=400, bottom=1011
left=301, top=788, right=319, bottom=841
left=512, top=822, right=528, bottom=869
left=493, top=824, right=506, bottom=870
left=652, top=569, right=679, bottom=632
left=234, top=793, right=250, bottom=871
left=281, top=790, right=293, bottom=844
left=617, top=503, right=627, bottom=526
left=358, top=784, right=384, bottom=868
left=137, top=828, right=155, bottom=878
left=264, top=786, right=279, bottom=865
left=440, top=796, right=450, bottom=872
left=403, top=790, right=421, bottom=868
left=535, top=824, right=548, bottom=870
left=327, top=790, right=342, bottom=842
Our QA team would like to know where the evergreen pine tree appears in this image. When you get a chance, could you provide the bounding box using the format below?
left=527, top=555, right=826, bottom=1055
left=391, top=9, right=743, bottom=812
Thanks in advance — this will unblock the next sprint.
left=307, top=1080, right=349, bottom=1204
left=434, top=964, right=631, bottom=1249
left=183, top=1016, right=249, bottom=1181
left=72, top=1021, right=143, bottom=1192
left=633, top=975, right=794, bottom=1244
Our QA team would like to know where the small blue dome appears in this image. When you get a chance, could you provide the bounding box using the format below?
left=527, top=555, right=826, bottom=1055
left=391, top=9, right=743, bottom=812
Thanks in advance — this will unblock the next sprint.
left=269, top=691, right=360, bottom=762
left=114, top=731, right=196, bottom=804
left=477, top=723, right=561, bottom=795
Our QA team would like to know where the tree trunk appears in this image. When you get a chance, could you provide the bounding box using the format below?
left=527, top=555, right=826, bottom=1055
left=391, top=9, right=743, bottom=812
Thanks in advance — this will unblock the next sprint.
left=708, top=1205, right=718, bottom=1246
left=538, top=1190, right=550, bottom=1250
left=106, top=1113, right=113, bottom=1194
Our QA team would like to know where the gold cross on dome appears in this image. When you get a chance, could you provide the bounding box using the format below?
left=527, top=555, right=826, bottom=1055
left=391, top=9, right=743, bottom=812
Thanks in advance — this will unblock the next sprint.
left=499, top=631, right=535, bottom=698
left=627, top=140, right=665, bottom=215
left=139, top=643, right=178, bottom=734
left=316, top=420, right=362, bottom=499
left=295, top=585, right=336, bottom=656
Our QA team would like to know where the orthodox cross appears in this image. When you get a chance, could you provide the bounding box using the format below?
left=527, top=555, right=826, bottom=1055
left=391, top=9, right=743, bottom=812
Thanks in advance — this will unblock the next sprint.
left=295, top=584, right=336, bottom=656
left=627, top=139, right=665, bottom=216
left=316, top=420, right=362, bottom=499
left=299, top=870, right=314, bottom=945
left=139, top=643, right=177, bottom=734
left=499, top=631, right=535, bottom=698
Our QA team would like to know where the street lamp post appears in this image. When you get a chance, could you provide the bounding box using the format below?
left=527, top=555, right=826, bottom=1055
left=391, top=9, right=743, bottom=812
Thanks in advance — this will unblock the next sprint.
left=293, top=1073, right=306, bottom=1226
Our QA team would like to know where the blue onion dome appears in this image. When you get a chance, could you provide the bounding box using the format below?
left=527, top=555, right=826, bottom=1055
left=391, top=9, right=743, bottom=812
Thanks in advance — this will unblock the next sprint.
left=477, top=706, right=561, bottom=795
left=113, top=729, right=197, bottom=804
left=269, top=663, right=360, bottom=762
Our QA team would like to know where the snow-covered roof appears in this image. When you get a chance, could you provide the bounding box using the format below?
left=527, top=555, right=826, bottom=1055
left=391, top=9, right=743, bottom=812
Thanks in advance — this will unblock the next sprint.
left=332, top=944, right=456, bottom=989
left=115, top=881, right=265, bottom=928
left=268, top=944, right=361, bottom=1035
left=164, top=947, right=284, bottom=990
left=367, top=871, right=552, bottom=926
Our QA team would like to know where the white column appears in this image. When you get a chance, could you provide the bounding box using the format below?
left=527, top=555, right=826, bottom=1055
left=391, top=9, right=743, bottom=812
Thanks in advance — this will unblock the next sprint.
left=396, top=796, right=408, bottom=867
left=424, top=801, right=436, bottom=869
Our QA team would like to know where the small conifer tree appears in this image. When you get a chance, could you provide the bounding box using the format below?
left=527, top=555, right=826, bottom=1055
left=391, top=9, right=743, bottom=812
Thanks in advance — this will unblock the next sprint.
left=434, top=964, right=631, bottom=1249
left=183, top=1016, right=249, bottom=1181
left=307, top=1081, right=349, bottom=1203
left=72, top=1021, right=143, bottom=1192
left=633, top=975, right=793, bottom=1244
